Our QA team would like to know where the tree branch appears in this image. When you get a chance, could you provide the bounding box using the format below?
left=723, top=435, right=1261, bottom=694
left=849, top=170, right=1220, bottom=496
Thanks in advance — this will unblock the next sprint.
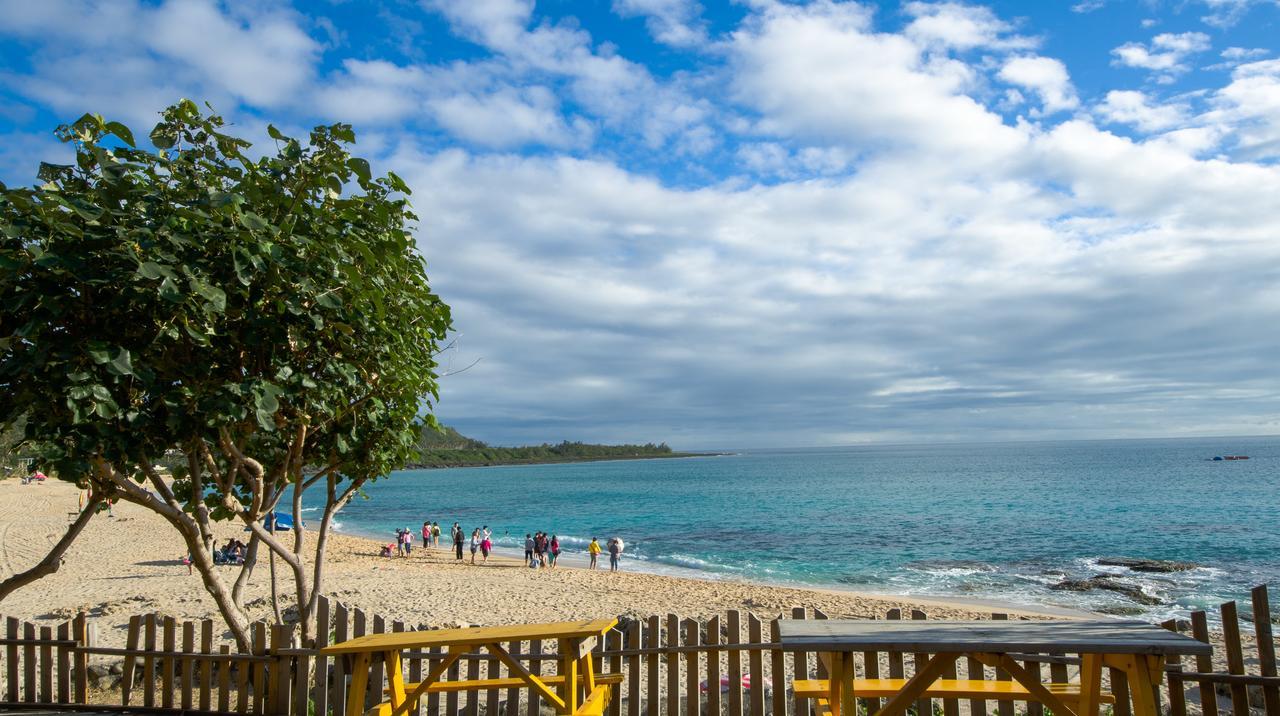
left=0, top=492, right=101, bottom=603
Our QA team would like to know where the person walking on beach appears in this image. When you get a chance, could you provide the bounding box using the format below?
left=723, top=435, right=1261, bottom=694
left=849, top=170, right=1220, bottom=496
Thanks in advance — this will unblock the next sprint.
left=481, top=526, right=492, bottom=564
left=588, top=537, right=601, bottom=569
left=607, top=536, right=624, bottom=572
left=432, top=522, right=441, bottom=548
left=423, top=521, right=431, bottom=549
left=403, top=526, right=413, bottom=556
left=453, top=523, right=464, bottom=561
left=395, top=528, right=406, bottom=557
left=524, top=534, right=535, bottom=566
left=469, top=528, right=481, bottom=564
left=550, top=535, right=561, bottom=568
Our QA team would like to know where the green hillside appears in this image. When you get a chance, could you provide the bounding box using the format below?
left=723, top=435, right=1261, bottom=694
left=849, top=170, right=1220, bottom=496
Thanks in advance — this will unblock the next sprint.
left=410, top=425, right=702, bottom=468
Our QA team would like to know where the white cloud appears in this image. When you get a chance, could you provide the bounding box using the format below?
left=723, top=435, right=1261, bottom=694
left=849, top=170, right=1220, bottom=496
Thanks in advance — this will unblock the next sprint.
left=1112, top=32, right=1212, bottom=82
left=1094, top=90, right=1188, bottom=132
left=1198, top=0, right=1280, bottom=28
left=998, top=56, right=1079, bottom=114
left=1205, top=59, right=1280, bottom=159
left=612, top=0, right=707, bottom=47
left=428, top=86, right=592, bottom=149
left=903, top=1, right=1036, bottom=52
left=1071, top=0, right=1107, bottom=12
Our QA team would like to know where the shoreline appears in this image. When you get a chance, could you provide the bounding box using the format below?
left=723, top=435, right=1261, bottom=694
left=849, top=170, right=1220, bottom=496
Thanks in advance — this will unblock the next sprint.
left=333, top=522, right=1091, bottom=620
left=0, top=478, right=1081, bottom=650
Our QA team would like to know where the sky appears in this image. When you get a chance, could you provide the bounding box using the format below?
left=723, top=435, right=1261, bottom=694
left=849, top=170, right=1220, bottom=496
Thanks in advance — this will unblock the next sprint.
left=2, top=0, right=1280, bottom=449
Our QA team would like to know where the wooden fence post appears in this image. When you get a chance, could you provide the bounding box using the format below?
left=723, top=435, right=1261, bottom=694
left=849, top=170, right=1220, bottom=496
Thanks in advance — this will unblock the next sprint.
left=162, top=615, right=177, bottom=709
left=684, top=619, right=700, bottom=716
left=910, top=610, right=932, bottom=716
left=627, top=621, right=642, bottom=716
left=56, top=621, right=71, bottom=704
left=667, top=614, right=680, bottom=716
left=143, top=613, right=157, bottom=708
left=253, top=621, right=269, bottom=715
left=769, top=618, right=785, bottom=716
left=526, top=638, right=543, bottom=716
left=1221, top=601, right=1250, bottom=716
left=707, top=616, right=721, bottom=716
left=219, top=644, right=233, bottom=713
left=271, top=623, right=292, bottom=716
left=725, top=610, right=741, bottom=716
left=121, top=615, right=140, bottom=705
left=1252, top=585, right=1280, bottom=716
left=1189, top=611, right=1216, bottom=716
left=181, top=619, right=196, bottom=711
left=6, top=616, right=18, bottom=702
left=314, top=596, right=331, bottom=716
left=747, top=614, right=764, bottom=716
left=333, top=602, right=350, bottom=716
left=989, top=613, right=1013, bottom=716
left=39, top=625, right=52, bottom=703
left=200, top=618, right=214, bottom=713
left=23, top=621, right=35, bottom=703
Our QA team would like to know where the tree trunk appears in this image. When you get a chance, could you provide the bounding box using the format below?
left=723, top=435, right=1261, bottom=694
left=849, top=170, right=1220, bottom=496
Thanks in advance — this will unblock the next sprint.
left=0, top=495, right=100, bottom=604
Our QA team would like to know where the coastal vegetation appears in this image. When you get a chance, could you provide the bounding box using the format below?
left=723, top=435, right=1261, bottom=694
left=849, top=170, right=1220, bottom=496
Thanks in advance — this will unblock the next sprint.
left=0, top=101, right=452, bottom=650
left=411, top=424, right=697, bottom=467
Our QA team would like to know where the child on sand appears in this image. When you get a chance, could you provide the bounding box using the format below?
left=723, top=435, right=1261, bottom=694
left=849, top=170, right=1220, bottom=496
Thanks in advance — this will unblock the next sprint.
left=608, top=537, right=624, bottom=572
left=403, top=527, right=413, bottom=556
left=588, top=537, right=601, bottom=569
left=469, top=528, right=480, bottom=564
left=524, top=534, right=534, bottom=566
left=423, top=521, right=431, bottom=549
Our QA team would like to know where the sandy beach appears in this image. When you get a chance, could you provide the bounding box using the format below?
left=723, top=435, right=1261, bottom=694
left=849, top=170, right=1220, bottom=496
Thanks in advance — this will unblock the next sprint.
left=0, top=477, right=1061, bottom=648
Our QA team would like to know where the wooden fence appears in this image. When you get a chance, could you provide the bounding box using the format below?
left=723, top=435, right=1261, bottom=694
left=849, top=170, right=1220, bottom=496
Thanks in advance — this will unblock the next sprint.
left=1, top=585, right=1278, bottom=716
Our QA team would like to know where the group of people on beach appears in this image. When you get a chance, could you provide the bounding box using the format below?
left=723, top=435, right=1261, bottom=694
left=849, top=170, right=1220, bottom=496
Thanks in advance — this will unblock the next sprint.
left=380, top=522, right=627, bottom=572
left=384, top=522, right=493, bottom=564
left=524, top=532, right=560, bottom=568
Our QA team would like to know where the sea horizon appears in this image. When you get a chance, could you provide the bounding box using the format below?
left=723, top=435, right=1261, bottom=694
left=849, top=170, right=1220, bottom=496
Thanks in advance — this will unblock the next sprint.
left=313, top=435, right=1278, bottom=623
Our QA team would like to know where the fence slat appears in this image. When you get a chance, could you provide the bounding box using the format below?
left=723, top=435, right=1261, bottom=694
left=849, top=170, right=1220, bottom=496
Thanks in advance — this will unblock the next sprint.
left=333, top=602, right=349, bottom=716
left=648, top=617, right=661, bottom=716
left=526, top=638, right=543, bottom=716
left=1161, top=621, right=1187, bottom=716
left=706, top=616, right=721, bottom=716
left=747, top=615, right=764, bottom=716
left=162, top=615, right=176, bottom=709
left=667, top=615, right=680, bottom=716
left=314, top=597, right=331, bottom=716
left=121, top=615, right=140, bottom=706
left=485, top=629, right=501, bottom=716
left=1222, top=601, right=1250, bottom=716
left=73, top=609, right=88, bottom=707
left=295, top=619, right=315, bottom=716
left=607, top=628, right=623, bottom=716
left=252, top=621, right=268, bottom=715
left=769, top=619, right=786, bottom=716
left=685, top=619, right=700, bottom=716
left=5, top=617, right=17, bottom=702
left=966, top=642, right=985, bottom=716
left=504, top=639, right=520, bottom=716
left=465, top=626, right=481, bottom=716
left=23, top=621, right=35, bottom=703
left=56, top=621, right=71, bottom=704
left=813, top=609, right=828, bottom=681
left=1190, top=611, right=1217, bottom=716
left=864, top=628, right=882, bottom=716
left=219, top=644, right=232, bottom=713
left=272, top=624, right=292, bottom=716
left=181, top=620, right=195, bottom=711
left=623, top=622, right=641, bottom=716
left=368, top=613, right=384, bottom=714
left=989, top=613, right=1013, bottom=716
left=726, top=611, right=741, bottom=716
left=39, top=625, right=52, bottom=703
left=1252, top=585, right=1280, bottom=716
left=910, top=610, right=933, bottom=716
left=446, top=637, right=462, bottom=716
left=143, top=613, right=157, bottom=709
left=200, top=619, right=213, bottom=713
left=1110, top=665, right=1131, bottom=716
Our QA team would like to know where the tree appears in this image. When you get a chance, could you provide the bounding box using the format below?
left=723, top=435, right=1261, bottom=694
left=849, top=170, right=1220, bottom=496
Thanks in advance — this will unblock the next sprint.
left=0, top=100, right=452, bottom=650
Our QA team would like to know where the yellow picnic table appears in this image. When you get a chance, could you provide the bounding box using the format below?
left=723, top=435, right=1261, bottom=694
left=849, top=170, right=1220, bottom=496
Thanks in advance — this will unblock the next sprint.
left=779, top=619, right=1213, bottom=716
left=320, top=618, right=618, bottom=716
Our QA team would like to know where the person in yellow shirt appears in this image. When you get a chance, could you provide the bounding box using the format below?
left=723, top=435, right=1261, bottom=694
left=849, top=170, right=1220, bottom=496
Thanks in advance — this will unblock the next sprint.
left=588, top=537, right=602, bottom=569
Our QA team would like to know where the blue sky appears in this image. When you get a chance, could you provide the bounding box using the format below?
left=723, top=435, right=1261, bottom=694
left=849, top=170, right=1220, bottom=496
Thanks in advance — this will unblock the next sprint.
left=3, top=0, right=1280, bottom=449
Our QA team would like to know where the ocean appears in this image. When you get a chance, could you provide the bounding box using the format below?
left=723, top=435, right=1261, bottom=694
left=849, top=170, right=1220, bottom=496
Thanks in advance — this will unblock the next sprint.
left=313, top=436, right=1280, bottom=620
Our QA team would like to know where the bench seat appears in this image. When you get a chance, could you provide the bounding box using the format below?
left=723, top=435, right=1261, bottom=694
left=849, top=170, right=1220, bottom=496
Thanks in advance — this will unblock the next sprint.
left=393, top=672, right=624, bottom=694
left=794, top=678, right=1115, bottom=703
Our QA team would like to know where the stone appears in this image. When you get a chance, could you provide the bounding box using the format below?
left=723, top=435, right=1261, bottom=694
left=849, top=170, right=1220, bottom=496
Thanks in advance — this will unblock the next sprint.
left=1050, top=576, right=1164, bottom=605
left=1096, top=558, right=1199, bottom=573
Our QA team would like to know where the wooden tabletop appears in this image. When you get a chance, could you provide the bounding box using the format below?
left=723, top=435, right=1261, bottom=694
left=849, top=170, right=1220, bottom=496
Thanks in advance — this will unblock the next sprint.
left=777, top=619, right=1212, bottom=656
left=320, top=618, right=618, bottom=655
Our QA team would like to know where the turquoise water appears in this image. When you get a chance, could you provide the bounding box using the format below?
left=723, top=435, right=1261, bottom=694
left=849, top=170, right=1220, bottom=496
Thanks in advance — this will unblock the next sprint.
left=315, top=436, right=1280, bottom=620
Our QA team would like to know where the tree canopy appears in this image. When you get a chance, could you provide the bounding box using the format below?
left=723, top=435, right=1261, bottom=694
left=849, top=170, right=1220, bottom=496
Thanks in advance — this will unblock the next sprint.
left=0, top=100, right=452, bottom=647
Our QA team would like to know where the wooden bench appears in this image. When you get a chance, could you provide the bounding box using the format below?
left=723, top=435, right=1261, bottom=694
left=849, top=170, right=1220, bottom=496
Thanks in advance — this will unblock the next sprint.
left=795, top=678, right=1115, bottom=714
left=394, top=672, right=624, bottom=695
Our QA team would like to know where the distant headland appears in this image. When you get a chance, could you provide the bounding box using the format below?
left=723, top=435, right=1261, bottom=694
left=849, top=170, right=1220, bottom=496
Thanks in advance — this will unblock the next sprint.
left=406, top=424, right=717, bottom=469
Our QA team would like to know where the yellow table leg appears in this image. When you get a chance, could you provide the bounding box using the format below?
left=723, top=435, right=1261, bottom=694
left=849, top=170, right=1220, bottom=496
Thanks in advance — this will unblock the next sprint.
left=347, top=652, right=371, bottom=716
left=828, top=652, right=845, bottom=716
left=561, top=639, right=579, bottom=714
left=1079, top=654, right=1103, bottom=716
left=385, top=650, right=406, bottom=713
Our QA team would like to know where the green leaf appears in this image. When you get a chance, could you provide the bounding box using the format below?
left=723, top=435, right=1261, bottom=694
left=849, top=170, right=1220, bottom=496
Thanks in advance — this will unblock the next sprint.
left=87, top=346, right=111, bottom=364
left=137, top=261, right=167, bottom=280
left=346, top=158, right=371, bottom=183
left=106, top=349, right=134, bottom=376
left=158, top=276, right=182, bottom=302
left=105, top=121, right=136, bottom=147
left=239, top=211, right=270, bottom=231
left=149, top=125, right=176, bottom=150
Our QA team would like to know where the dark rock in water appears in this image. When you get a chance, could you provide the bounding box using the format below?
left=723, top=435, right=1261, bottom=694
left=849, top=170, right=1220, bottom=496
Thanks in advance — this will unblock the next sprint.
left=1094, top=605, right=1146, bottom=616
left=1050, top=576, right=1164, bottom=605
left=1097, top=557, right=1199, bottom=573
